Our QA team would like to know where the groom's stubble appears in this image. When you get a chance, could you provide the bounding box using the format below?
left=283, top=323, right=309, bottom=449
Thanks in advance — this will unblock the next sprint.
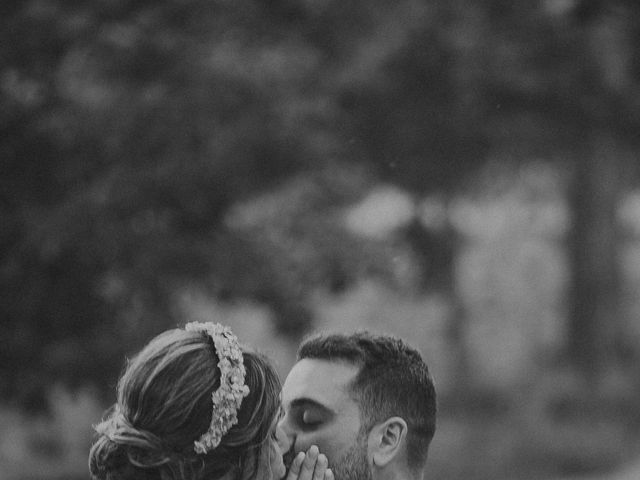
left=330, top=432, right=371, bottom=480
left=283, top=431, right=371, bottom=480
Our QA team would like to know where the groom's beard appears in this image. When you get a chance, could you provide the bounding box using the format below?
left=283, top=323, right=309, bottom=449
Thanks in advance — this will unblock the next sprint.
left=332, top=434, right=371, bottom=480
left=282, top=434, right=371, bottom=480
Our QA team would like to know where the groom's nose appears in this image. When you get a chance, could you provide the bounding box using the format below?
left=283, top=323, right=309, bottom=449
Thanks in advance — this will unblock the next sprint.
left=274, top=425, right=291, bottom=453
left=277, top=414, right=296, bottom=454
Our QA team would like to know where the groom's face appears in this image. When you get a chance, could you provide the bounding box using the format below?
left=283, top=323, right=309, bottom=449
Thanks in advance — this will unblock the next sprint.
left=279, top=358, right=367, bottom=479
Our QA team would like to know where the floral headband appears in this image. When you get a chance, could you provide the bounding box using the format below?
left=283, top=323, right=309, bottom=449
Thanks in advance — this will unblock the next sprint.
left=185, top=321, right=250, bottom=454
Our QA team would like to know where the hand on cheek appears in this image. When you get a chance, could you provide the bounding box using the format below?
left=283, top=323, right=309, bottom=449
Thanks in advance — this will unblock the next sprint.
left=286, top=446, right=333, bottom=480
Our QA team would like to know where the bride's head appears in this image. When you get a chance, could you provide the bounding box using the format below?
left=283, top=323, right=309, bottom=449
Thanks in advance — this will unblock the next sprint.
left=89, top=324, right=288, bottom=480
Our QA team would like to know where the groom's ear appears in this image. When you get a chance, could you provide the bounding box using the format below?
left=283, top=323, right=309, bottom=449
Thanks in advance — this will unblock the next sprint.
left=367, top=417, right=408, bottom=468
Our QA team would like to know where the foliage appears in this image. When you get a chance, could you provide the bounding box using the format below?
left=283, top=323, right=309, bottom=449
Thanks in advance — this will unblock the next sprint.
left=0, top=385, right=102, bottom=480
left=3, top=0, right=640, bottom=410
left=1, top=0, right=327, bottom=405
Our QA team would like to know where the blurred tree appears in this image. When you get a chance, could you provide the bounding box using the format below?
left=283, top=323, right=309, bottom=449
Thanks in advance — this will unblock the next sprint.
left=564, top=1, right=640, bottom=378
left=470, top=0, right=640, bottom=379
left=0, top=0, right=328, bottom=407
left=3, top=0, right=640, bottom=409
left=313, top=0, right=640, bottom=385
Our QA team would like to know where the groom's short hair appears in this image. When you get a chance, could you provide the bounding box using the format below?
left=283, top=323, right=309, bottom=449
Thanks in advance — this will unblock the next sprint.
left=297, top=331, right=436, bottom=470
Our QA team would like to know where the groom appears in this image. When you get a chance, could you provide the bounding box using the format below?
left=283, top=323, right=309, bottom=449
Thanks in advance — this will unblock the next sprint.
left=279, top=331, right=436, bottom=480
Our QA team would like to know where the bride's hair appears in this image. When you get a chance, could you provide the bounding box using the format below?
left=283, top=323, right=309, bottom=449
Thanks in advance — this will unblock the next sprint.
left=89, top=328, right=282, bottom=480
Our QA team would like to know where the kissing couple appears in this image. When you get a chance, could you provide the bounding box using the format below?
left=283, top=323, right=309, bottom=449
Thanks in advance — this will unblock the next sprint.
left=89, top=321, right=436, bottom=480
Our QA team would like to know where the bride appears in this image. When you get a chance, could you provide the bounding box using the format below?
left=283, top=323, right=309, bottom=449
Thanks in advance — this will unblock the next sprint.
left=89, top=321, right=332, bottom=480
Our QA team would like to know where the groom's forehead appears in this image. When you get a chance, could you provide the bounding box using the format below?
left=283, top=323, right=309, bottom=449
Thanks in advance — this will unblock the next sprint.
left=281, top=358, right=359, bottom=405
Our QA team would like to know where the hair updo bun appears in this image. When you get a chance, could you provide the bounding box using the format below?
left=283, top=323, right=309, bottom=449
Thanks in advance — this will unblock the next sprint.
left=89, top=408, right=186, bottom=479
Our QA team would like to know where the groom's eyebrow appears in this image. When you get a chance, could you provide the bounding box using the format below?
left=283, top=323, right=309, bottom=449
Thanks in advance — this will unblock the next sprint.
left=289, top=398, right=335, bottom=415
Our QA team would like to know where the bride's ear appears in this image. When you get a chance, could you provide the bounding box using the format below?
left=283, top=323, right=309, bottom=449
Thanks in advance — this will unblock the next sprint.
left=367, top=417, right=408, bottom=468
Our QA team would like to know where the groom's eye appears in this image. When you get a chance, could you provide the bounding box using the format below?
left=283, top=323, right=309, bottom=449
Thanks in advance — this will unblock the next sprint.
left=301, top=409, right=324, bottom=426
left=287, top=401, right=333, bottom=431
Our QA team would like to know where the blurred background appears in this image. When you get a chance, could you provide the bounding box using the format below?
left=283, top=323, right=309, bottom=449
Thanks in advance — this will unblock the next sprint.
left=2, top=0, right=640, bottom=479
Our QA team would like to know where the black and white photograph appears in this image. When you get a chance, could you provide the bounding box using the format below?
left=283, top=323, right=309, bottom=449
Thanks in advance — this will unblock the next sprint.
left=2, top=1, right=640, bottom=479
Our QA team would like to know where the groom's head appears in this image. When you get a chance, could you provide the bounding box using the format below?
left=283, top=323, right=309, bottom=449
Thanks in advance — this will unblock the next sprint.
left=279, top=331, right=436, bottom=480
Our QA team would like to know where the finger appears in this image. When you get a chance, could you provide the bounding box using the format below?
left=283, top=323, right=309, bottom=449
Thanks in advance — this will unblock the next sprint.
left=312, top=454, right=328, bottom=480
left=323, top=468, right=334, bottom=480
left=298, top=445, right=319, bottom=480
left=286, top=452, right=306, bottom=480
